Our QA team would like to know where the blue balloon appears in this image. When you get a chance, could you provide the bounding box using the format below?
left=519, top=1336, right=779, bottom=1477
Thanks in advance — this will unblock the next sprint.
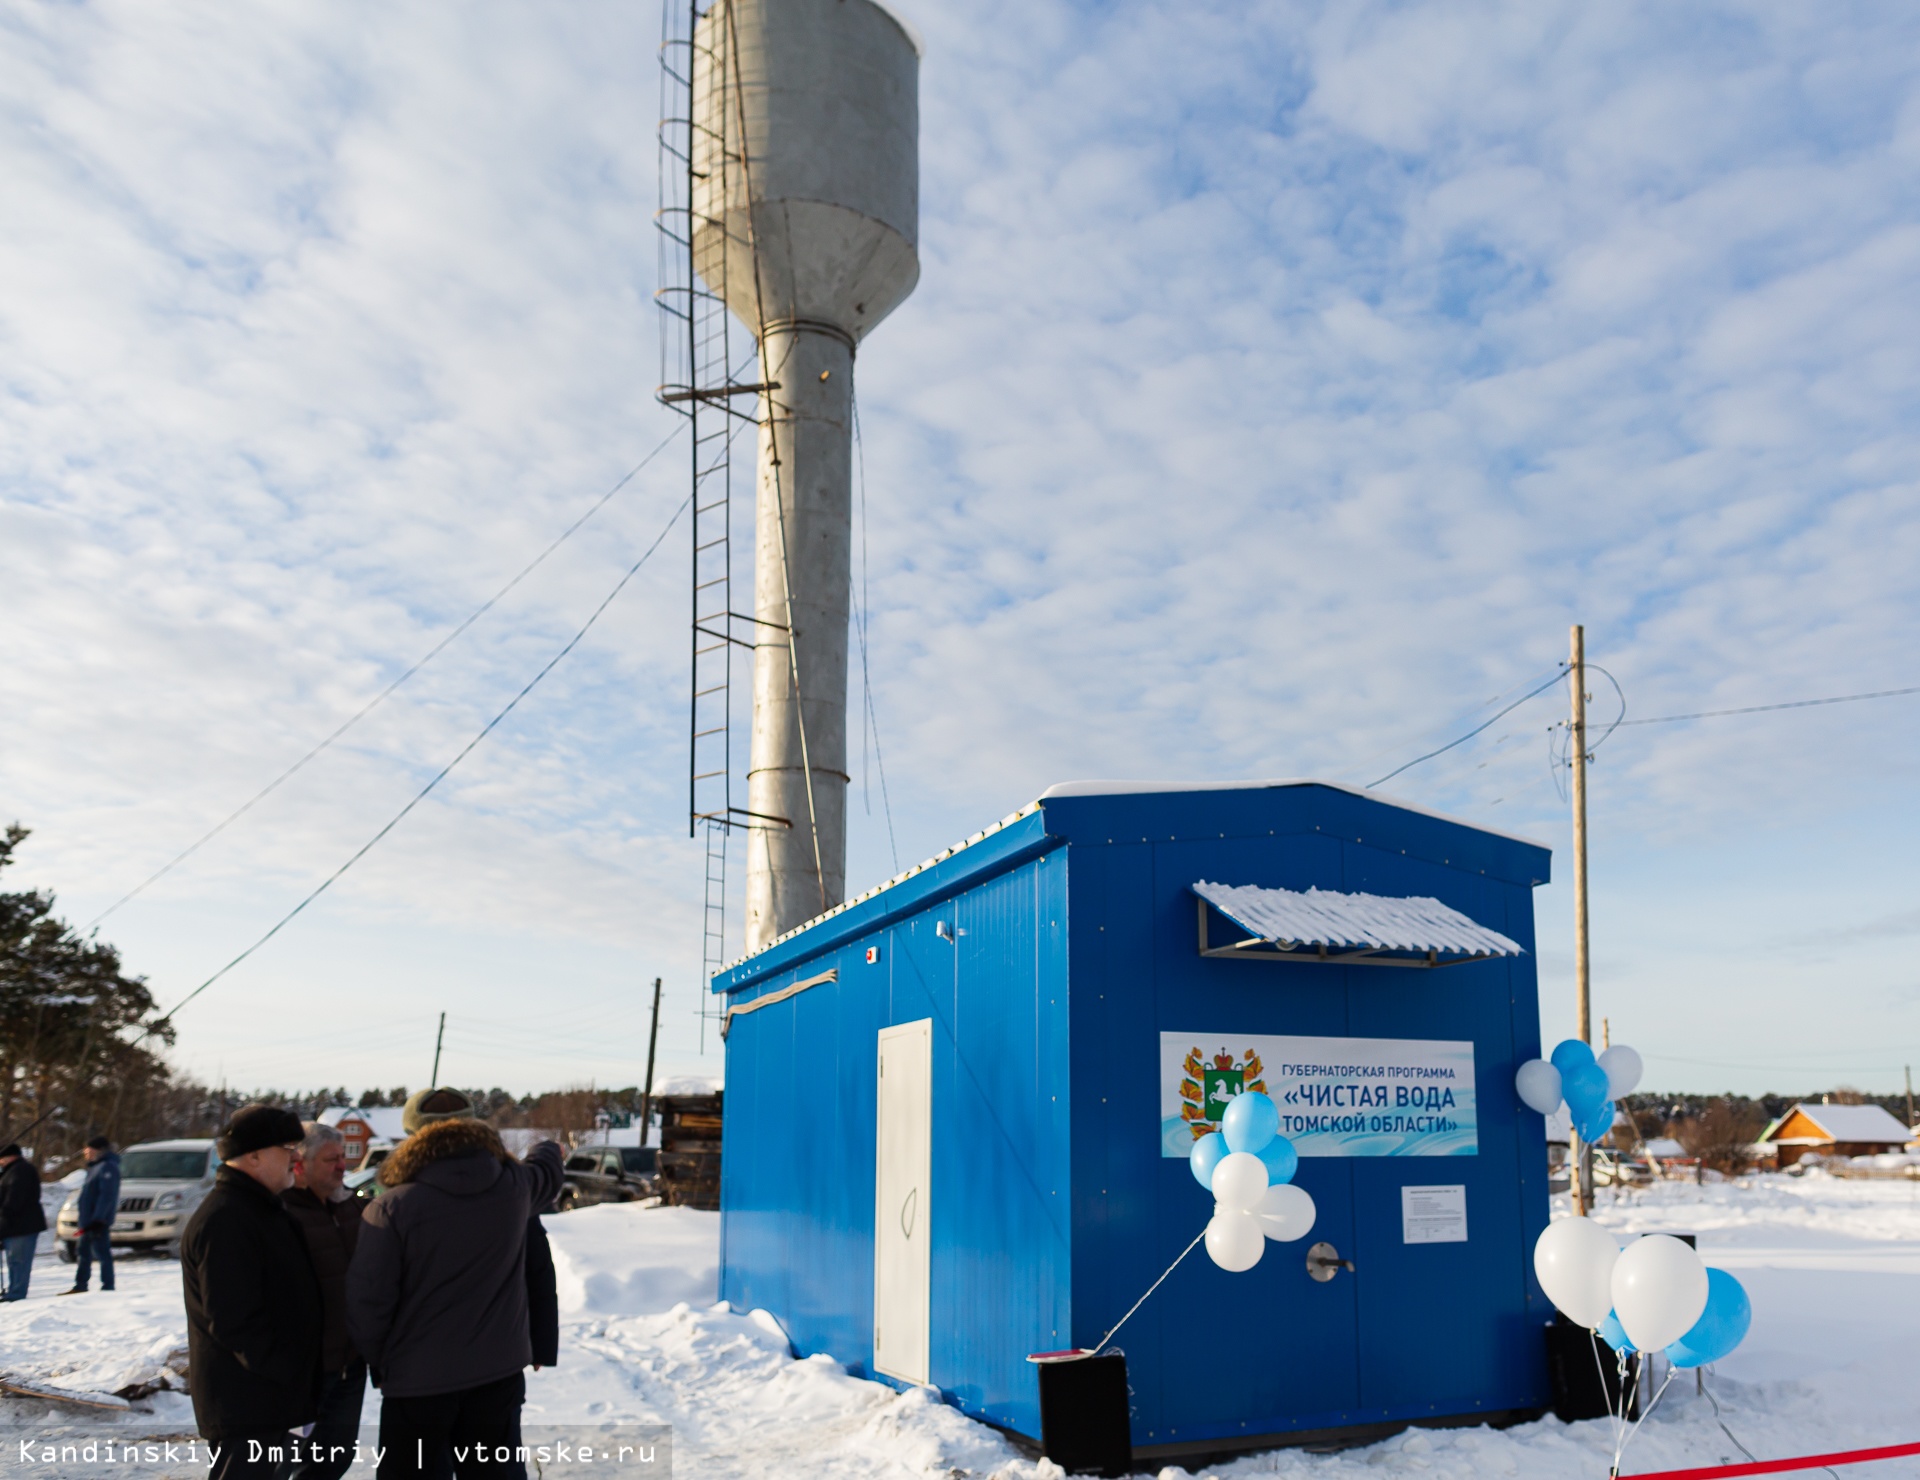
left=1222, top=1091, right=1279, bottom=1154
left=1550, top=1038, right=1597, bottom=1078
left=1666, top=1268, right=1751, bottom=1369
left=1578, top=1098, right=1617, bottom=1146
left=1255, top=1133, right=1298, bottom=1186
left=1190, top=1131, right=1228, bottom=1191
left=1598, top=1308, right=1636, bottom=1353
left=1562, top=1060, right=1611, bottom=1120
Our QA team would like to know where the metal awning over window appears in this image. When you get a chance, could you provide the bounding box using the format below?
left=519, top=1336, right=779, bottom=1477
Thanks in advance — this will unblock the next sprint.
left=1193, top=880, right=1523, bottom=968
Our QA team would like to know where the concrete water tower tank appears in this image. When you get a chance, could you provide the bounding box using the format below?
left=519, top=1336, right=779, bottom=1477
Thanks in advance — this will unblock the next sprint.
left=691, top=0, right=920, bottom=952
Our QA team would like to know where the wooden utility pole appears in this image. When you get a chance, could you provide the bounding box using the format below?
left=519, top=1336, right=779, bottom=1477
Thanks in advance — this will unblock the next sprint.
left=1906, top=1065, right=1914, bottom=1132
left=1569, top=624, right=1594, bottom=1217
left=640, top=978, right=664, bottom=1147
left=430, top=1012, right=446, bottom=1089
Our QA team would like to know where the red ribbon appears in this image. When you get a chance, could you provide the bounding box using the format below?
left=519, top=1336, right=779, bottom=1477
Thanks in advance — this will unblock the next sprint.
left=1622, top=1440, right=1920, bottom=1479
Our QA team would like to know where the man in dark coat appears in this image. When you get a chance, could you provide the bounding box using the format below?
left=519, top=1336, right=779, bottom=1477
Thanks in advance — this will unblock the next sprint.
left=347, top=1089, right=562, bottom=1480
left=281, top=1122, right=366, bottom=1480
left=181, top=1105, right=324, bottom=1480
left=525, top=1215, right=558, bottom=1370
left=64, top=1135, right=119, bottom=1294
left=0, top=1144, right=46, bottom=1301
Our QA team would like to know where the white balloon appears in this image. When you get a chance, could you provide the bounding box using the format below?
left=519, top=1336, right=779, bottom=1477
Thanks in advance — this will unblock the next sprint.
left=1598, top=1045, right=1643, bottom=1100
left=1205, top=1208, right=1265, bottom=1271
left=1611, top=1234, right=1708, bottom=1352
left=1515, top=1059, right=1564, bottom=1115
left=1255, top=1182, right=1317, bottom=1242
left=1211, top=1151, right=1270, bottom=1211
left=1533, top=1217, right=1620, bottom=1328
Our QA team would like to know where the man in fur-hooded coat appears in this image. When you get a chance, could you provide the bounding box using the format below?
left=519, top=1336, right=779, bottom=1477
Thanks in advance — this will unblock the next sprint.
left=346, top=1112, right=563, bottom=1477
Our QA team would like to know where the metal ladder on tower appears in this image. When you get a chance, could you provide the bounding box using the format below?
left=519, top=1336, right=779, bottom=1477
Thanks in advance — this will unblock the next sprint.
left=658, top=0, right=763, bottom=1042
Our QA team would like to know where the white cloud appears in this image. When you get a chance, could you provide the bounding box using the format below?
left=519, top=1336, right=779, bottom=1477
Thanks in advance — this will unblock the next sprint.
left=2, top=0, right=1918, bottom=1094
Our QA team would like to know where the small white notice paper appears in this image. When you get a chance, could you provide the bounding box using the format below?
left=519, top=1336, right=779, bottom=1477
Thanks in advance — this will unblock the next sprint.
left=1401, top=1184, right=1468, bottom=1244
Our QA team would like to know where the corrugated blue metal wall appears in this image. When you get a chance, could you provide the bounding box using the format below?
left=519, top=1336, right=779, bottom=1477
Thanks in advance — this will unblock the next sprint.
left=718, top=783, right=1552, bottom=1452
left=1049, top=785, right=1552, bottom=1451
left=717, top=815, right=1071, bottom=1438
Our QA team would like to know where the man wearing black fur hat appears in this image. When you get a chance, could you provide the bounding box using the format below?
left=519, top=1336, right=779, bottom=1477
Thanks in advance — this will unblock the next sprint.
left=347, top=1088, right=563, bottom=1480
left=181, top=1104, right=324, bottom=1480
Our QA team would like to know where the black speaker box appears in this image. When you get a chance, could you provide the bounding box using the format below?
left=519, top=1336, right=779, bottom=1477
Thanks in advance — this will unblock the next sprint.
left=1037, top=1352, right=1133, bottom=1477
left=1545, top=1314, right=1640, bottom=1422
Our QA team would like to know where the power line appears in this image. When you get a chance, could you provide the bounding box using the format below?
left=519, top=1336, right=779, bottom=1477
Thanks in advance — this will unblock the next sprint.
left=85, top=425, right=686, bottom=931
left=154, top=490, right=692, bottom=1027
left=1393, top=665, right=1916, bottom=801
left=1334, top=664, right=1566, bottom=783
left=851, top=389, right=901, bottom=873
left=1615, top=684, right=1920, bottom=727
left=1367, top=668, right=1569, bottom=790
left=1643, top=1051, right=1919, bottom=1075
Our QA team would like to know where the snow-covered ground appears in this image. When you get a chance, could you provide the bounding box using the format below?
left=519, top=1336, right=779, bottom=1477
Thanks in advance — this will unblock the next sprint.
left=3, top=1174, right=1918, bottom=1477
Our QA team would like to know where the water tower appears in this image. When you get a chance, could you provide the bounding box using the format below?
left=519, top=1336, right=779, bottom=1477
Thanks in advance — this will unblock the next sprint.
left=661, top=0, right=920, bottom=963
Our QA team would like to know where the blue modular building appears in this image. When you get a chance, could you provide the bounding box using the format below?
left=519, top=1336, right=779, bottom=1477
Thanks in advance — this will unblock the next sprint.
left=711, top=780, right=1557, bottom=1460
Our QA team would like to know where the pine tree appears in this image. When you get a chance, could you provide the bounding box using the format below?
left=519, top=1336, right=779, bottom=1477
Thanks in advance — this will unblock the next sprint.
left=0, top=824, right=173, bottom=1158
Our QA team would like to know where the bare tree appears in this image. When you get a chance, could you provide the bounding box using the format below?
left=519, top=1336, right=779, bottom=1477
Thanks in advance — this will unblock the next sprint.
left=1676, top=1098, right=1766, bottom=1176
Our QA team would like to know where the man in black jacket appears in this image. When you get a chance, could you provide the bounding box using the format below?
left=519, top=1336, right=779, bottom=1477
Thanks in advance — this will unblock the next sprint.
left=0, top=1144, right=45, bottom=1301
left=181, top=1105, right=324, bottom=1480
left=347, top=1092, right=562, bottom=1480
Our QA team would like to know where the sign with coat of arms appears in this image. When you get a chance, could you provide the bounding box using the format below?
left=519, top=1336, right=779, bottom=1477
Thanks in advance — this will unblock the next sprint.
left=1161, top=1032, right=1478, bottom=1158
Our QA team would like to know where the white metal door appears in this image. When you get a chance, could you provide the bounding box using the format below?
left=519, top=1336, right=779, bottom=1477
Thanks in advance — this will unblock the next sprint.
left=874, top=1018, right=932, bottom=1383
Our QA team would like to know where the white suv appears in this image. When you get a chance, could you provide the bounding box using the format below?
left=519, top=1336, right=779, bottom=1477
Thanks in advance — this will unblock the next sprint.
left=56, top=1139, right=219, bottom=1260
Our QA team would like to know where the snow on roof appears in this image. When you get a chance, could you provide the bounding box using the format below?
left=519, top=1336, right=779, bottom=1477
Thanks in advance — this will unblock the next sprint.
left=718, top=802, right=1043, bottom=974
left=656, top=1074, right=723, bottom=1096
left=1766, top=1103, right=1913, bottom=1145
left=1644, top=1137, right=1687, bottom=1158
left=1193, top=880, right=1523, bottom=958
left=720, top=778, right=1540, bottom=977
left=320, top=1105, right=408, bottom=1140
left=1038, top=778, right=1550, bottom=850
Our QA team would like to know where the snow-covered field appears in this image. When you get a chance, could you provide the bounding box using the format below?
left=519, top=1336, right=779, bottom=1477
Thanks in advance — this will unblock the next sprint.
left=3, top=1174, right=1918, bottom=1478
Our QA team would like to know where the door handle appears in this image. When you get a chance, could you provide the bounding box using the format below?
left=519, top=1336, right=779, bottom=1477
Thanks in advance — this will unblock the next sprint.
left=900, top=1186, right=917, bottom=1239
left=1306, top=1241, right=1355, bottom=1282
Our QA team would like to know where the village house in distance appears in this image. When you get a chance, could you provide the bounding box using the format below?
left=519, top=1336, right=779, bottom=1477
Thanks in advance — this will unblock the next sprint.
left=1758, top=1101, right=1914, bottom=1168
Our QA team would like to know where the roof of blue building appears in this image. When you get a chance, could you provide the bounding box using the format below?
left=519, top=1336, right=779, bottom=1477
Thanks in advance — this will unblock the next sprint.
left=712, top=779, right=1551, bottom=995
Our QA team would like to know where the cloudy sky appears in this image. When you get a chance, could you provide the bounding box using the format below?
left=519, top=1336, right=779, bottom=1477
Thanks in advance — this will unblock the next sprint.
left=3, top=1, right=1917, bottom=1100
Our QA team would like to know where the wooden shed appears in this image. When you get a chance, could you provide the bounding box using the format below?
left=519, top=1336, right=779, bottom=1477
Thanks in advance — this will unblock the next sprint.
left=1758, top=1103, right=1911, bottom=1168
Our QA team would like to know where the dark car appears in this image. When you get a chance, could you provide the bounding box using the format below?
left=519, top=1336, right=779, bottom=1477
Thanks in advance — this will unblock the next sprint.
left=557, top=1145, right=658, bottom=1211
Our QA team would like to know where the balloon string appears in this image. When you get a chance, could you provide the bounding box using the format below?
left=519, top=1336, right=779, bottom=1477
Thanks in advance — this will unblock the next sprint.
left=1088, top=1227, right=1209, bottom=1358
left=1591, top=1334, right=1624, bottom=1452
left=1613, top=1364, right=1676, bottom=1476
left=1611, top=1348, right=1640, bottom=1473
left=1623, top=1348, right=1641, bottom=1458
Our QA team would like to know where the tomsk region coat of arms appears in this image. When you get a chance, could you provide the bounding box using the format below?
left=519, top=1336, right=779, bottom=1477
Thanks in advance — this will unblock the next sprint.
left=1178, top=1046, right=1267, bottom=1139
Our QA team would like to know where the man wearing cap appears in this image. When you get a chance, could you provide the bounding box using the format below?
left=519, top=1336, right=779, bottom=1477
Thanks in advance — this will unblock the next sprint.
left=348, top=1088, right=563, bottom=1479
left=0, top=1144, right=46, bottom=1301
left=63, top=1135, right=120, bottom=1295
left=181, top=1105, right=324, bottom=1480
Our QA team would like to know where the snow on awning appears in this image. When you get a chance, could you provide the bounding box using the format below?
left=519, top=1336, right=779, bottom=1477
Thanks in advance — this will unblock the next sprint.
left=1192, top=880, right=1524, bottom=968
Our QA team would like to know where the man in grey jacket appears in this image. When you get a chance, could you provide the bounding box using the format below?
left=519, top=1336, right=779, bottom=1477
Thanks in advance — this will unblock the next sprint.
left=346, top=1090, right=562, bottom=1480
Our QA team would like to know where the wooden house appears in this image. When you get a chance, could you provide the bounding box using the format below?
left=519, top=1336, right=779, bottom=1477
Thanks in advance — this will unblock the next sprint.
left=1758, top=1103, right=1911, bottom=1168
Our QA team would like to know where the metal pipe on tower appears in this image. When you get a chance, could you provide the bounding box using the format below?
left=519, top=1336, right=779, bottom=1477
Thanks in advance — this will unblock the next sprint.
left=691, top=0, right=920, bottom=952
